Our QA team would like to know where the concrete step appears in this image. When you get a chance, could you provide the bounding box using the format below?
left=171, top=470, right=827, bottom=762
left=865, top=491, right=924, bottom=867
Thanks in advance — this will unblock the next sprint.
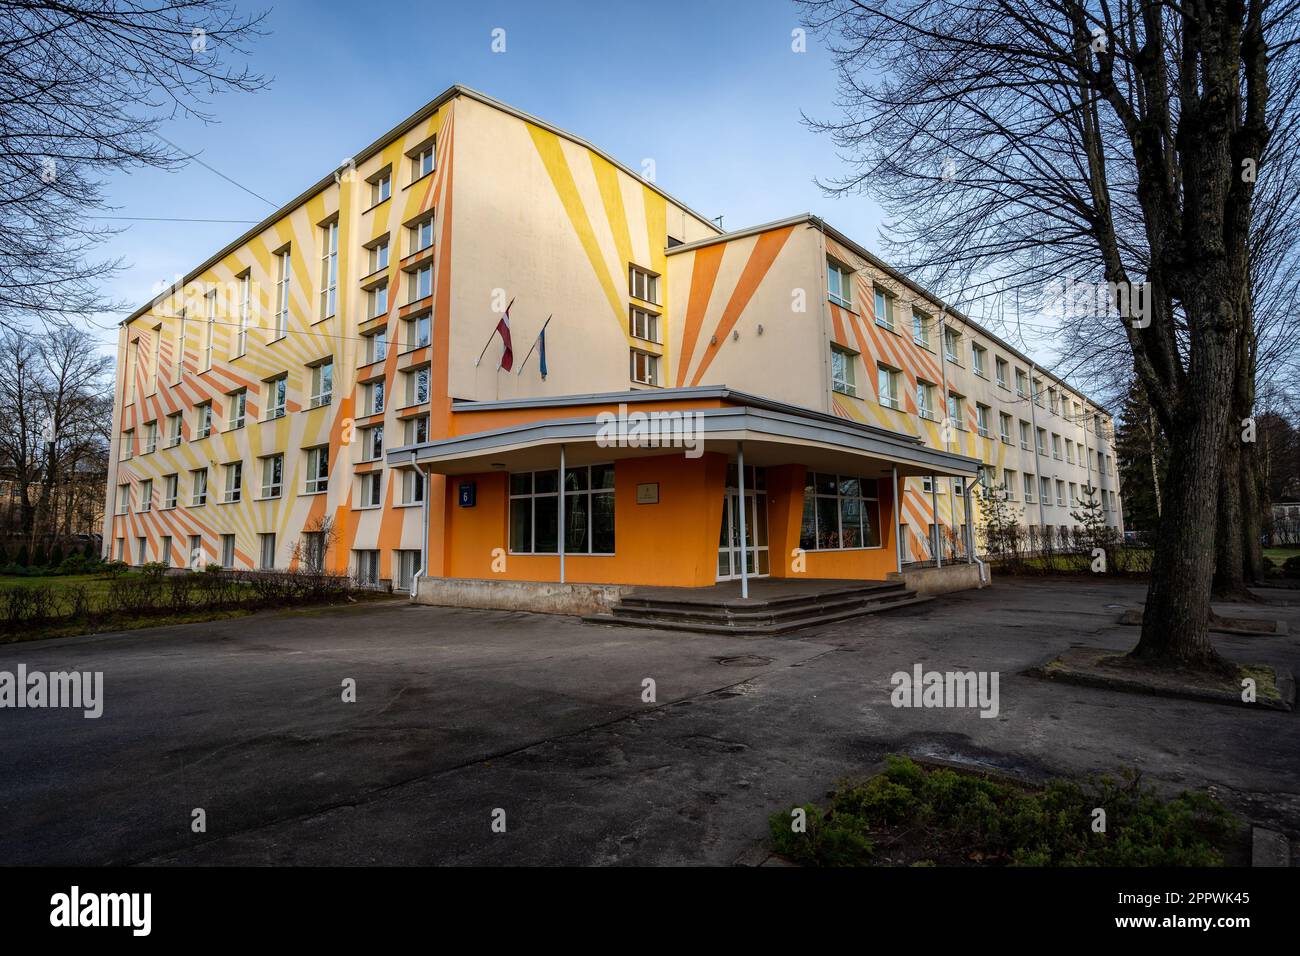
left=583, top=593, right=933, bottom=636
left=608, top=586, right=917, bottom=627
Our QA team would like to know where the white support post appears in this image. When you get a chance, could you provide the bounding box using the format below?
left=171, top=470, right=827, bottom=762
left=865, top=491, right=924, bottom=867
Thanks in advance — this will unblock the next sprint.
left=892, top=464, right=902, bottom=573
left=558, top=444, right=566, bottom=585
left=964, top=480, right=974, bottom=563
left=737, top=442, right=749, bottom=600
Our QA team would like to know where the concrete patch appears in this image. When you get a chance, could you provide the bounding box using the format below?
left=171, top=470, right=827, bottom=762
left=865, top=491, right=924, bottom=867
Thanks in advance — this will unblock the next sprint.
left=1029, top=646, right=1295, bottom=712
left=1251, top=827, right=1291, bottom=867
left=1117, top=608, right=1288, bottom=636
left=413, top=576, right=626, bottom=615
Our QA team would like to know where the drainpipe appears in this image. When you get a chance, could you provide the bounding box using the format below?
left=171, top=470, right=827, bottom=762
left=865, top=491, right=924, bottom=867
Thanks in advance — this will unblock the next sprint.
left=964, top=480, right=974, bottom=563
left=1028, top=362, right=1046, bottom=534
left=411, top=450, right=427, bottom=600
left=930, top=473, right=941, bottom=568
left=737, top=442, right=749, bottom=599
left=558, top=444, right=566, bottom=585
left=892, top=464, right=902, bottom=573
left=936, top=308, right=956, bottom=555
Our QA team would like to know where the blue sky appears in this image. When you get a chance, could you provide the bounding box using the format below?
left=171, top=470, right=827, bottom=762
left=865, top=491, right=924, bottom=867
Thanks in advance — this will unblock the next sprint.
left=94, top=0, right=881, bottom=349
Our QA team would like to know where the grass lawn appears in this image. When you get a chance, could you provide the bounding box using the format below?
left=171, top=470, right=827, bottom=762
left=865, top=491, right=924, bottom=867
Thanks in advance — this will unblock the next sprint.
left=1264, top=547, right=1300, bottom=563
left=0, top=572, right=139, bottom=599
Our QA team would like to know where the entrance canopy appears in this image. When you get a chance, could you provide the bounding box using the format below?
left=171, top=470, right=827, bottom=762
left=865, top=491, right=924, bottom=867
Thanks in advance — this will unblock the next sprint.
left=387, top=386, right=981, bottom=480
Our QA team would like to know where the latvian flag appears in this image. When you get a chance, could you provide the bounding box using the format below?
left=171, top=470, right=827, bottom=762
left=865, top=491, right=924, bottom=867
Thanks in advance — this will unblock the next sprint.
left=496, top=304, right=514, bottom=371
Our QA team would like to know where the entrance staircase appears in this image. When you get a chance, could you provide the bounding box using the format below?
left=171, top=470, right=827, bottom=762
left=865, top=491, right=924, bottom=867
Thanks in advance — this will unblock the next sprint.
left=582, top=579, right=930, bottom=636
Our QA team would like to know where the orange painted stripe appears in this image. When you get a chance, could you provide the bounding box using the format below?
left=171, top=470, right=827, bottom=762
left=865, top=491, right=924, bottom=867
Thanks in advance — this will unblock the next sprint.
left=690, top=225, right=794, bottom=387
left=675, top=243, right=725, bottom=387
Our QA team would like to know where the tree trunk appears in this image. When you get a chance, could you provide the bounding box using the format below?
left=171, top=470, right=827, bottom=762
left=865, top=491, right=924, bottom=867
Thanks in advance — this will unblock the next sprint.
left=1133, top=318, right=1236, bottom=667
left=1213, top=435, right=1247, bottom=597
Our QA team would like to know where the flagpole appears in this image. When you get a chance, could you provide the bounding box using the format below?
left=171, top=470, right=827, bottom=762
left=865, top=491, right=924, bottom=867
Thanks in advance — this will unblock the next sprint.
left=475, top=297, right=514, bottom=367
left=516, top=315, right=553, bottom=375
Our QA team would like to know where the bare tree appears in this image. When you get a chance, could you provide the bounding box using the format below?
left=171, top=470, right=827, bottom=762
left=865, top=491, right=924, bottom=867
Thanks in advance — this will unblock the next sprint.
left=800, top=0, right=1298, bottom=666
left=0, top=0, right=269, bottom=332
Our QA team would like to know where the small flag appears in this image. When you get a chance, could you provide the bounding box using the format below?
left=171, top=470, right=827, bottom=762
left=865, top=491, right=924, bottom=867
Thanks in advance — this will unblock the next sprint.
left=496, top=305, right=514, bottom=371
left=538, top=326, right=547, bottom=380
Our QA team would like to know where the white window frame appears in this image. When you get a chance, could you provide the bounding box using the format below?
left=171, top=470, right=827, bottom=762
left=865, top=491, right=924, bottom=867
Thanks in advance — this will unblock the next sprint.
left=191, top=468, right=208, bottom=506
left=274, top=249, right=291, bottom=339
left=630, top=348, right=659, bottom=386
left=877, top=364, right=901, bottom=410
left=629, top=266, right=659, bottom=305
left=260, top=453, right=283, bottom=499
left=266, top=376, right=287, bottom=419
left=306, top=446, right=329, bottom=494
left=163, top=474, right=178, bottom=509
left=359, top=471, right=383, bottom=508
left=629, top=306, right=659, bottom=343
left=236, top=272, right=250, bottom=356
left=319, top=220, right=338, bottom=320
left=223, top=461, right=243, bottom=504
left=228, top=389, right=247, bottom=429
left=799, top=473, right=883, bottom=552
left=310, top=359, right=333, bottom=408
left=827, top=259, right=853, bottom=308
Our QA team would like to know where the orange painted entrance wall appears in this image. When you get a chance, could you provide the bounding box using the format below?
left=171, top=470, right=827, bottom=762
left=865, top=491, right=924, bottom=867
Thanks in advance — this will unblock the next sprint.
left=440, top=452, right=728, bottom=587
left=765, top=465, right=901, bottom=581
left=438, top=454, right=904, bottom=589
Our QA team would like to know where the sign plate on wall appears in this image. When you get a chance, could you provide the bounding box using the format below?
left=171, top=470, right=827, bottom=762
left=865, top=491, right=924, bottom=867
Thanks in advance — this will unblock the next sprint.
left=458, top=481, right=476, bottom=507
left=636, top=482, right=659, bottom=504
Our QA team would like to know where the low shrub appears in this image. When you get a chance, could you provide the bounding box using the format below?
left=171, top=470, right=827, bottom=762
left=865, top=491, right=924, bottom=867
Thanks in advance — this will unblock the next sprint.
left=771, top=755, right=1236, bottom=867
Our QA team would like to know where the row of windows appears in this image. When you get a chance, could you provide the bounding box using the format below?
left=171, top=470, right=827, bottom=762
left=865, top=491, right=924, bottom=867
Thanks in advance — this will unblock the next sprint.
left=508, top=465, right=616, bottom=555
left=828, top=257, right=1107, bottom=436
left=120, top=364, right=433, bottom=457
left=115, top=453, right=425, bottom=513
left=985, top=469, right=1120, bottom=512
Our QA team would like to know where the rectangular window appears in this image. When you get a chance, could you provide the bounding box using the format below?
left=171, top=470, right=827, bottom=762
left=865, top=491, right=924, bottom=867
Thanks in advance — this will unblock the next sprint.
left=369, top=168, right=391, bottom=206
left=143, top=420, right=158, bottom=454
left=166, top=412, right=183, bottom=447
left=188, top=534, right=202, bottom=570
left=943, top=327, right=961, bottom=364
left=191, top=468, right=208, bottom=506
left=830, top=345, right=857, bottom=396
left=629, top=307, right=659, bottom=343
left=121, top=429, right=134, bottom=460
left=877, top=364, right=900, bottom=410
left=1004, top=469, right=1017, bottom=501
left=975, top=403, right=991, bottom=438
left=410, top=215, right=434, bottom=253
left=946, top=392, right=964, bottom=429
left=1036, top=427, right=1047, bottom=455
left=368, top=281, right=389, bottom=319
left=1019, top=420, right=1031, bottom=449
left=407, top=265, right=432, bottom=302
left=912, top=311, right=931, bottom=349
left=1040, top=476, right=1051, bottom=503
left=365, top=329, right=388, bottom=365
left=149, top=326, right=161, bottom=394
left=1056, top=479, right=1066, bottom=507
left=223, top=461, right=243, bottom=503
left=139, top=479, right=152, bottom=512
left=161, top=536, right=172, bottom=567
left=400, top=468, right=425, bottom=504
left=1052, top=433, right=1062, bottom=459
left=163, top=474, right=178, bottom=509
left=411, top=143, right=435, bottom=181
left=259, top=533, right=276, bottom=570
left=999, top=413, right=1012, bottom=444
left=873, top=287, right=894, bottom=330
left=629, top=266, right=660, bottom=305
left=630, top=349, right=659, bottom=386
left=404, top=415, right=429, bottom=445
left=356, top=549, right=381, bottom=587
left=365, top=379, right=385, bottom=415
left=310, top=359, right=333, bottom=407
left=405, top=314, right=431, bottom=349
left=116, top=483, right=130, bottom=514
left=359, top=471, right=383, bottom=508
left=260, top=454, right=283, bottom=499
left=916, top=380, right=936, bottom=420
left=175, top=309, right=186, bottom=383
left=196, top=402, right=213, bottom=439
left=995, top=357, right=1008, bottom=388
left=1015, top=369, right=1029, bottom=397
left=228, top=388, right=247, bottom=429
left=1066, top=439, right=1075, bottom=463
left=236, top=272, right=250, bottom=356
left=361, top=425, right=384, bottom=462
left=274, top=249, right=291, bottom=338
left=509, top=465, right=615, bottom=555
left=827, top=259, right=853, bottom=308
left=266, top=376, right=287, bottom=419
left=405, top=367, right=430, bottom=406
left=368, top=237, right=389, bottom=275
left=972, top=344, right=986, bottom=377
left=799, top=474, right=882, bottom=551
left=136, top=537, right=147, bottom=566
left=306, top=446, right=329, bottom=493
left=1069, top=482, right=1078, bottom=507
left=1023, top=473, right=1035, bottom=503
left=203, top=289, right=217, bottom=371
left=319, top=221, right=338, bottom=319
left=221, top=534, right=235, bottom=569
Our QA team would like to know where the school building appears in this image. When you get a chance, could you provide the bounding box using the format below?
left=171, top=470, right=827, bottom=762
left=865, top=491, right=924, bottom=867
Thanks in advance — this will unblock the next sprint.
left=104, top=85, right=1122, bottom=606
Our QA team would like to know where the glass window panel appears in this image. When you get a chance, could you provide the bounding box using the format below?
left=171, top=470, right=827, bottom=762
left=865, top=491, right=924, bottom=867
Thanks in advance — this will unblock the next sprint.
left=510, top=498, right=532, bottom=552
left=842, top=496, right=863, bottom=548
left=591, top=463, right=615, bottom=489
left=838, top=476, right=861, bottom=497
left=799, top=494, right=817, bottom=551
left=564, top=467, right=588, bottom=492
left=565, top=494, right=589, bottom=553
left=816, top=495, right=841, bottom=549
left=592, top=494, right=615, bottom=554
left=510, top=473, right=531, bottom=496
left=816, top=473, right=837, bottom=496
left=534, top=471, right=558, bottom=494
left=533, top=496, right=558, bottom=553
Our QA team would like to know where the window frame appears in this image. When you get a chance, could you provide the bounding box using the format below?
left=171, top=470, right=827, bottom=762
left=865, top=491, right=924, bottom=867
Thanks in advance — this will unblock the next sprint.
left=799, top=473, right=883, bottom=552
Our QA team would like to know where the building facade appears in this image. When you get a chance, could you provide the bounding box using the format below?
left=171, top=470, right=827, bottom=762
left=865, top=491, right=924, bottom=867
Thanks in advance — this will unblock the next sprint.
left=104, top=85, right=1121, bottom=590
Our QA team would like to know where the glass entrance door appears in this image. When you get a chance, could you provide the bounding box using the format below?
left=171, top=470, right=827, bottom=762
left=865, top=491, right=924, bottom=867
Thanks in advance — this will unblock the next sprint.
left=717, top=465, right=769, bottom=581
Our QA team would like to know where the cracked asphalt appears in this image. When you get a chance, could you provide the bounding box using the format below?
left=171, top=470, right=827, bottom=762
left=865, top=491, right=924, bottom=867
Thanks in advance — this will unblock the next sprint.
left=1, top=578, right=1296, bottom=865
